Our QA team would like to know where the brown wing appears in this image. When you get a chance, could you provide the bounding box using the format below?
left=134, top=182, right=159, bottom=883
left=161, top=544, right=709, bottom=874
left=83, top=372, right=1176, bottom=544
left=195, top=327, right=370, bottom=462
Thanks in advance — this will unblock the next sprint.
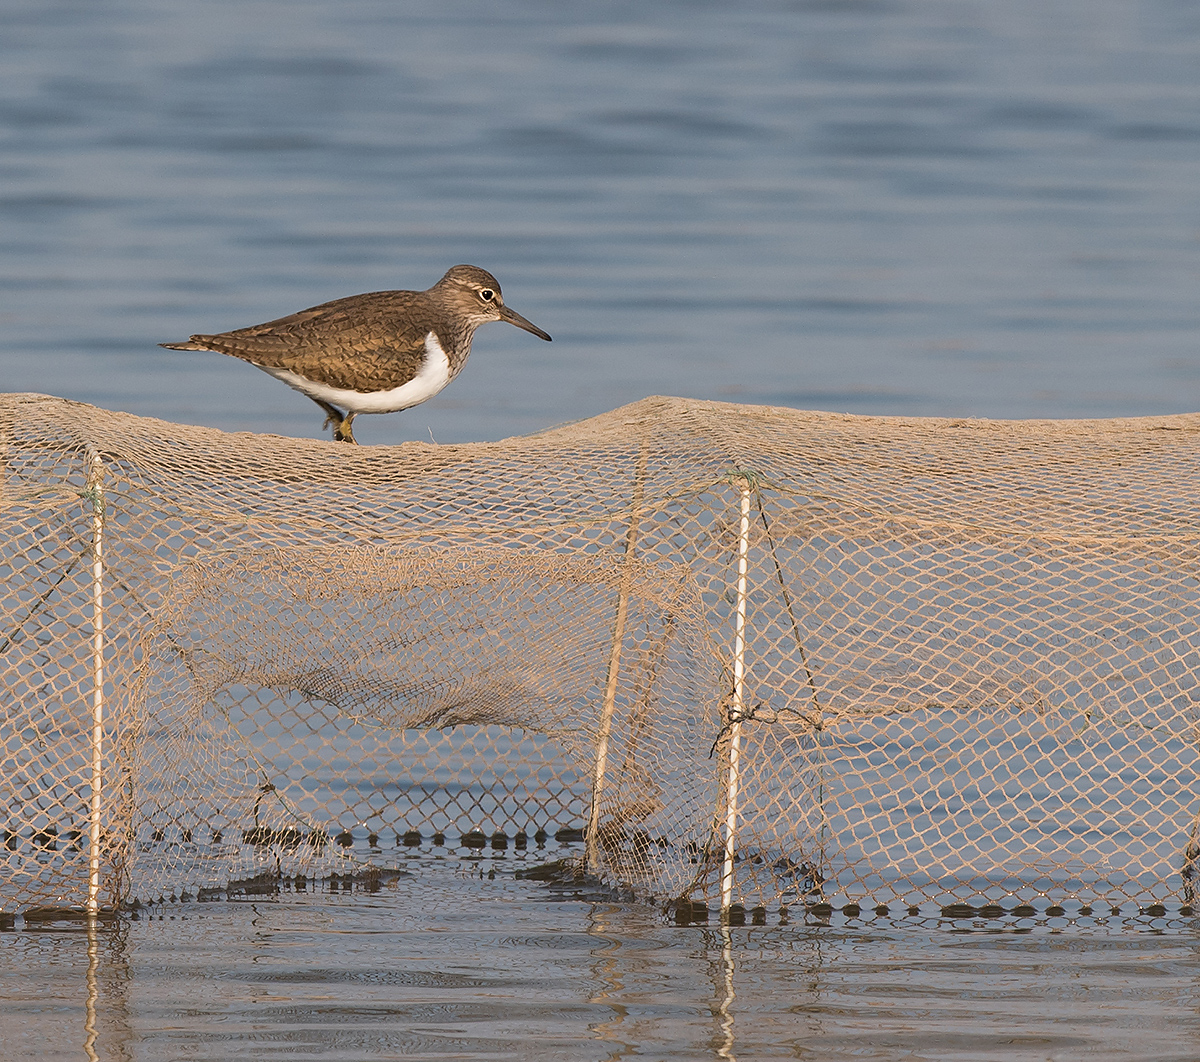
left=184, top=290, right=438, bottom=392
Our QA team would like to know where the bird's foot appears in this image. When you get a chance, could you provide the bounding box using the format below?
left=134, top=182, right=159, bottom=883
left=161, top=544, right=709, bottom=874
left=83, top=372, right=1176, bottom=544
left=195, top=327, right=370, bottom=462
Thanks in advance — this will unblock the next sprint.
left=313, top=401, right=357, bottom=444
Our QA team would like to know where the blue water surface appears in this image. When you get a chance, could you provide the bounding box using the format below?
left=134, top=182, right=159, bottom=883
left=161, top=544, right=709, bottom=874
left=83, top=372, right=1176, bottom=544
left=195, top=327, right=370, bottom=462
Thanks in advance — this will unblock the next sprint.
left=4, top=0, right=1200, bottom=446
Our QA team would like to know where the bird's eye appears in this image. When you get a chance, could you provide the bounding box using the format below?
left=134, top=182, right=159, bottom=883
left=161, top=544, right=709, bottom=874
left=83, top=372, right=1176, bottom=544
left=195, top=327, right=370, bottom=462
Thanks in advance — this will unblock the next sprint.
left=479, top=289, right=495, bottom=302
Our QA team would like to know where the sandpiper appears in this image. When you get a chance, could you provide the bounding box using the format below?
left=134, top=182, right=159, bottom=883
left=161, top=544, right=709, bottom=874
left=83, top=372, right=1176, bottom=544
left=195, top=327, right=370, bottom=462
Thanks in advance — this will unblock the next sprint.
left=160, top=265, right=551, bottom=444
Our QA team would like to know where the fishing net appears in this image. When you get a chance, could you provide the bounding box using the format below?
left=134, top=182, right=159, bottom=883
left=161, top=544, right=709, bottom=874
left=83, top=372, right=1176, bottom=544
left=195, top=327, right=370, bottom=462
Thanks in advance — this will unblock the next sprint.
left=4, top=391, right=1200, bottom=916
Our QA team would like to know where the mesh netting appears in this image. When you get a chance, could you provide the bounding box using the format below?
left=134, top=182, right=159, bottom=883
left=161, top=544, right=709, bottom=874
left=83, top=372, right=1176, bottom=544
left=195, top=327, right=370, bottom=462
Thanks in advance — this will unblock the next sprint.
left=4, top=391, right=1200, bottom=914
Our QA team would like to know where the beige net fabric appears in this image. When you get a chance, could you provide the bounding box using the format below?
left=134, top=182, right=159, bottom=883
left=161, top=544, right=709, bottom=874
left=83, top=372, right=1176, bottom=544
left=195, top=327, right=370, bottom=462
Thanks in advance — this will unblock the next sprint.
left=4, top=391, right=1200, bottom=914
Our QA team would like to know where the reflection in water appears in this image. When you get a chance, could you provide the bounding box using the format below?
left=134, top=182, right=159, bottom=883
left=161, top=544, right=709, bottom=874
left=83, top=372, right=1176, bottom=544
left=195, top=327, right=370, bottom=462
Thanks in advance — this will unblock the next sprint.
left=83, top=920, right=99, bottom=1062
left=714, top=926, right=737, bottom=1062
left=87, top=919, right=133, bottom=1062
left=5, top=873, right=1200, bottom=1060
left=587, top=904, right=632, bottom=1060
left=0, top=917, right=135, bottom=1062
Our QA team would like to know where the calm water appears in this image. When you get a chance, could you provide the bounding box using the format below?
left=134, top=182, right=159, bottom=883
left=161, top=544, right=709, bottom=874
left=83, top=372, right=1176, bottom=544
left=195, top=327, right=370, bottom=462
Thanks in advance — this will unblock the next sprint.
left=5, top=0, right=1200, bottom=446
left=7, top=0, right=1200, bottom=1057
left=6, top=851, right=1200, bottom=1062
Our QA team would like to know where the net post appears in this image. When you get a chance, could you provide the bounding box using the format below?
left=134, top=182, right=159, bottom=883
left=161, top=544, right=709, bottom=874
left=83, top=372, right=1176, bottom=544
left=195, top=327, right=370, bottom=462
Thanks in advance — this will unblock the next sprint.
left=720, top=478, right=752, bottom=915
left=584, top=441, right=649, bottom=875
left=86, top=449, right=105, bottom=917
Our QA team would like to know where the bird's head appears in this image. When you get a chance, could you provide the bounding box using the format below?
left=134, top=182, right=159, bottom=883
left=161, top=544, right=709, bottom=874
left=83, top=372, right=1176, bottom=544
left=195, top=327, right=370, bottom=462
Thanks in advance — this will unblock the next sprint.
left=433, top=265, right=552, bottom=341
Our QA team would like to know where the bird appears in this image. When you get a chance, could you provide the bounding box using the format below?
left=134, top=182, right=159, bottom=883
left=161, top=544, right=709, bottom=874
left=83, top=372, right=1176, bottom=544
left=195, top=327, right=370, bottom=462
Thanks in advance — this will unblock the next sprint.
left=160, top=265, right=552, bottom=444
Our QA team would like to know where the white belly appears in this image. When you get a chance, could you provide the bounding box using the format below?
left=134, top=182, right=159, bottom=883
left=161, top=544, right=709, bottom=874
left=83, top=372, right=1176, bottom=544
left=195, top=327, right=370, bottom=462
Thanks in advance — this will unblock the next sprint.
left=261, top=331, right=454, bottom=414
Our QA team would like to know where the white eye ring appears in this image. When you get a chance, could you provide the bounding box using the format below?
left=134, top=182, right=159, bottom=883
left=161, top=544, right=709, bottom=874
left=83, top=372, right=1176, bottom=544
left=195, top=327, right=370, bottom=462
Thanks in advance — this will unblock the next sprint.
left=479, top=289, right=495, bottom=302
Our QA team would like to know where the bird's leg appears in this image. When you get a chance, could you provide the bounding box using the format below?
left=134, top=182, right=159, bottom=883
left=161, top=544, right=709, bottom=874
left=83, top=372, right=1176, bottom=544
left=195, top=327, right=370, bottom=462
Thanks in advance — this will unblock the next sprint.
left=310, top=398, right=358, bottom=445
left=311, top=397, right=342, bottom=433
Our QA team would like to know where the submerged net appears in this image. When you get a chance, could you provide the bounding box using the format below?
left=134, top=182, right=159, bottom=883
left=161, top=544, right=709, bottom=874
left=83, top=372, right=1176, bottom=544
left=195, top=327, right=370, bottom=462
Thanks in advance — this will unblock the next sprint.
left=4, top=391, right=1200, bottom=915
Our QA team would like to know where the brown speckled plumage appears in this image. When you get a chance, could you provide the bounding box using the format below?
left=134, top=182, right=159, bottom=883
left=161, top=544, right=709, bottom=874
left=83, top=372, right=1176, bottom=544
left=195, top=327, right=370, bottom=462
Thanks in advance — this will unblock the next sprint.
left=160, top=265, right=551, bottom=443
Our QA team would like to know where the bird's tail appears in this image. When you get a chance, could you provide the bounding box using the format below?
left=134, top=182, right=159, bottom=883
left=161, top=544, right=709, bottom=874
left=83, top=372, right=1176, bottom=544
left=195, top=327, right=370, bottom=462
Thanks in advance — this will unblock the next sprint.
left=159, top=336, right=214, bottom=351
